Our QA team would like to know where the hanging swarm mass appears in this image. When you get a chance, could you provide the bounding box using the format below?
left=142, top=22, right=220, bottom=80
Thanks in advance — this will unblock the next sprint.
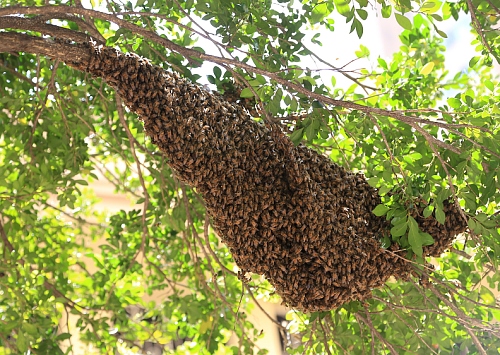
left=73, top=44, right=467, bottom=312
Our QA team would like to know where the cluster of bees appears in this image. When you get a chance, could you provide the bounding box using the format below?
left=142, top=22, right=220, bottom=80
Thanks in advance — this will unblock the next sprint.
left=413, top=200, right=467, bottom=257
left=217, top=83, right=259, bottom=118
left=73, top=44, right=467, bottom=312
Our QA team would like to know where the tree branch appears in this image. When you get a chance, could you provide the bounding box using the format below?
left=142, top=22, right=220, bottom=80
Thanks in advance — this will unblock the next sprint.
left=0, top=16, right=90, bottom=43
left=465, top=0, right=496, bottom=58
left=355, top=312, right=398, bottom=355
left=0, top=32, right=90, bottom=64
left=0, top=217, right=14, bottom=253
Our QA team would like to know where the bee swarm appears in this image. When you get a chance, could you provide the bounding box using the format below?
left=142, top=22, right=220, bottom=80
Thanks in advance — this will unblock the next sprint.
left=74, top=45, right=467, bottom=312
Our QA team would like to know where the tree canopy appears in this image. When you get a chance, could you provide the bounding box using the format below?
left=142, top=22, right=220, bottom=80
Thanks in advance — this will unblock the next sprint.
left=0, top=0, right=500, bottom=354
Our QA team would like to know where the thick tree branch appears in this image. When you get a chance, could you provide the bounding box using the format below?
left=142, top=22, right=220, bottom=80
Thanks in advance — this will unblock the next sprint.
left=0, top=16, right=90, bottom=43
left=0, top=32, right=90, bottom=64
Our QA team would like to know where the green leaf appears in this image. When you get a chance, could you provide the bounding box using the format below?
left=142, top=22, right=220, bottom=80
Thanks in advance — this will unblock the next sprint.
left=240, top=88, right=254, bottom=98
left=56, top=333, right=72, bottom=341
left=213, top=66, right=222, bottom=78
left=469, top=56, right=480, bottom=68
left=381, top=5, right=392, bottom=18
left=435, top=204, right=445, bottom=224
left=480, top=286, right=496, bottom=305
left=435, top=28, right=447, bottom=38
left=330, top=75, right=337, bottom=88
left=467, top=218, right=477, bottom=231
left=356, top=9, right=368, bottom=20
left=421, top=1, right=442, bottom=14
left=311, top=3, right=332, bottom=24
left=395, top=14, right=412, bottom=30
left=334, top=0, right=351, bottom=16
left=17, top=332, right=28, bottom=353
left=381, top=236, right=391, bottom=248
left=444, top=269, right=459, bottom=279
left=421, top=1, right=436, bottom=9
left=22, top=323, right=38, bottom=336
left=305, top=122, right=317, bottom=141
left=390, top=220, right=407, bottom=237
left=378, top=58, right=388, bottom=69
left=355, top=44, right=370, bottom=58
left=420, top=232, right=434, bottom=246
left=352, top=18, right=363, bottom=38
left=373, top=204, right=390, bottom=216
left=484, top=80, right=494, bottom=91
left=447, top=97, right=462, bottom=109
left=408, top=216, right=423, bottom=256
left=403, top=152, right=422, bottom=163
left=290, top=128, right=304, bottom=145
left=207, top=75, right=216, bottom=84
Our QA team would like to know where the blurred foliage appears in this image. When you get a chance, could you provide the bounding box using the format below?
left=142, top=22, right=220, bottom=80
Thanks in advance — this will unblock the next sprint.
left=0, top=0, right=500, bottom=354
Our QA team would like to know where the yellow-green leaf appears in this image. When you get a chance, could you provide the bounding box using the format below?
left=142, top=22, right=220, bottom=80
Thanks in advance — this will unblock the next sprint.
left=395, top=14, right=412, bottom=30
left=480, top=286, right=495, bottom=305
left=447, top=97, right=462, bottom=109
left=420, top=62, right=435, bottom=75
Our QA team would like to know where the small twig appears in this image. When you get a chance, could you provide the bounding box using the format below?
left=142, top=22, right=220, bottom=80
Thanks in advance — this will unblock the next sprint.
left=180, top=183, right=256, bottom=346
left=367, top=112, right=407, bottom=187
left=484, top=0, right=500, bottom=14
left=318, top=319, right=333, bottom=355
left=396, top=113, right=492, bottom=134
left=450, top=247, right=473, bottom=259
left=409, top=121, right=468, bottom=223
left=466, top=0, right=496, bottom=58
left=427, top=284, right=488, bottom=355
left=44, top=201, right=104, bottom=227
left=90, top=157, right=141, bottom=198
left=303, top=43, right=377, bottom=93
left=0, top=217, right=14, bottom=253
left=449, top=128, right=500, bottom=159
left=430, top=276, right=500, bottom=313
left=116, top=95, right=149, bottom=258
left=203, top=215, right=235, bottom=275
left=101, top=96, right=150, bottom=305
left=411, top=122, right=462, bottom=155
left=379, top=300, right=439, bottom=354
left=355, top=311, right=398, bottom=355
left=303, top=319, right=317, bottom=352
